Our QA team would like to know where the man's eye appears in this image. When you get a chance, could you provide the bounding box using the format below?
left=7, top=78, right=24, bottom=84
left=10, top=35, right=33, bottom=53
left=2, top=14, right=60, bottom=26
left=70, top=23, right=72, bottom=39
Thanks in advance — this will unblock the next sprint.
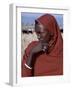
left=37, top=32, right=44, bottom=34
left=36, top=32, right=41, bottom=34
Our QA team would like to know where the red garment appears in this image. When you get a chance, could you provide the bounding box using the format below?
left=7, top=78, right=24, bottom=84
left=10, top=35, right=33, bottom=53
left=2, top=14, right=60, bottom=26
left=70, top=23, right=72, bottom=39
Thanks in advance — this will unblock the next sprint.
left=21, top=14, right=63, bottom=77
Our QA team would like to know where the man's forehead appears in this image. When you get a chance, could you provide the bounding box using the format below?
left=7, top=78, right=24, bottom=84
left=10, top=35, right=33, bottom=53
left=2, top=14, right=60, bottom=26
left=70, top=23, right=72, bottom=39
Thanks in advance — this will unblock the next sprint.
left=36, top=24, right=44, bottom=28
left=35, top=24, right=48, bottom=32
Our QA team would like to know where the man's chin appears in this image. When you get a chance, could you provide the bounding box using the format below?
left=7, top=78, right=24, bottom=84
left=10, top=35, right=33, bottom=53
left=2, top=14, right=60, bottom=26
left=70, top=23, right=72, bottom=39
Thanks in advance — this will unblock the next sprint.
left=41, top=40, right=47, bottom=43
left=39, top=40, right=44, bottom=43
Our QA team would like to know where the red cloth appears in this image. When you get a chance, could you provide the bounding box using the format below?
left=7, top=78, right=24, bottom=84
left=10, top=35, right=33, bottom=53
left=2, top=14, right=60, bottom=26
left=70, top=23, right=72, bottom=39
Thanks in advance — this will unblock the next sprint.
left=21, top=14, right=63, bottom=77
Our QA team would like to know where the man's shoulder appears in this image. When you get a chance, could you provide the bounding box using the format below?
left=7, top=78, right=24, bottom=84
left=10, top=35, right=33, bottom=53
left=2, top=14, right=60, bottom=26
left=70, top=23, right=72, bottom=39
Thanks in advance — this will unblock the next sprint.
left=25, top=41, right=39, bottom=53
left=27, top=41, right=39, bottom=49
left=29, top=41, right=38, bottom=45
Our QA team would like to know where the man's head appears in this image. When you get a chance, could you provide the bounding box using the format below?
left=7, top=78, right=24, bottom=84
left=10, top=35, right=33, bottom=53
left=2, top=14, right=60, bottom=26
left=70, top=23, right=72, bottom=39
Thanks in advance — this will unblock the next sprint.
left=35, top=20, right=51, bottom=43
left=34, top=14, right=63, bottom=55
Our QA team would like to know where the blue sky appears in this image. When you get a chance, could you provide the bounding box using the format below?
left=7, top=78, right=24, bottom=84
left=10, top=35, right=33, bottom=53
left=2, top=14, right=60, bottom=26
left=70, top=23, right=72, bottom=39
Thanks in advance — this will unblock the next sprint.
left=21, top=12, right=63, bottom=29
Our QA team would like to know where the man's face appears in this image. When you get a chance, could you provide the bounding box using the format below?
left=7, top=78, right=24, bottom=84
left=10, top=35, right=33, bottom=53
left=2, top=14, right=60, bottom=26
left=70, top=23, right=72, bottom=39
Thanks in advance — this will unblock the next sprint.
left=35, top=24, right=50, bottom=43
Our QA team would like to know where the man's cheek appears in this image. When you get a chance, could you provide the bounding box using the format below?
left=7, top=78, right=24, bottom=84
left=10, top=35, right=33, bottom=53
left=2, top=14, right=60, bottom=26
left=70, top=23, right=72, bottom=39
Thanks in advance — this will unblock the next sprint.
left=45, top=35, right=50, bottom=41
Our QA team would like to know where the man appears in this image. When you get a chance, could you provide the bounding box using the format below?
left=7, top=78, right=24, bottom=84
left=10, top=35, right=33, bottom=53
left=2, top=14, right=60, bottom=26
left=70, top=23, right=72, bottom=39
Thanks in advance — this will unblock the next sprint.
left=21, top=14, right=63, bottom=77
